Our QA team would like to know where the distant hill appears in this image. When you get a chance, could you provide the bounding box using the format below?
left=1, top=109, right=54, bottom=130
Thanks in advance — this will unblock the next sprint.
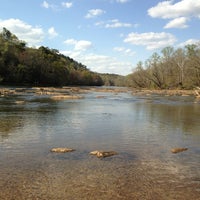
left=0, top=28, right=103, bottom=86
left=99, top=73, right=128, bottom=86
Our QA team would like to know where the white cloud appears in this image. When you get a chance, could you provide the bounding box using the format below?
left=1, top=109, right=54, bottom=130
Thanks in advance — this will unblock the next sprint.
left=0, top=18, right=44, bottom=46
left=178, top=39, right=200, bottom=47
left=42, top=1, right=73, bottom=10
left=148, top=0, right=200, bottom=29
left=64, top=38, right=92, bottom=51
left=61, top=50, right=82, bottom=58
left=42, top=1, right=49, bottom=8
left=85, top=9, right=105, bottom=19
left=61, top=2, right=73, bottom=8
left=148, top=0, right=200, bottom=19
left=48, top=27, right=58, bottom=38
left=64, top=38, right=77, bottom=45
left=164, top=17, right=189, bottom=29
left=113, top=47, right=135, bottom=56
left=41, top=1, right=59, bottom=11
left=124, top=32, right=177, bottom=50
left=95, top=21, right=104, bottom=26
left=74, top=40, right=92, bottom=51
left=113, top=47, right=125, bottom=52
left=61, top=50, right=133, bottom=75
left=41, top=1, right=57, bottom=10
left=105, top=19, right=132, bottom=28
left=95, top=19, right=137, bottom=29
left=82, top=53, right=134, bottom=75
left=116, top=0, right=129, bottom=3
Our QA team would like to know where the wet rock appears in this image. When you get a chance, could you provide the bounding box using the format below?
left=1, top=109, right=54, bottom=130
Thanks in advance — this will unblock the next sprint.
left=51, top=148, right=75, bottom=153
left=50, top=95, right=83, bottom=100
left=0, top=88, right=15, bottom=95
left=96, top=96, right=105, bottom=99
left=171, top=148, right=188, bottom=154
left=15, top=88, right=27, bottom=92
left=90, top=150, right=118, bottom=158
left=15, top=101, right=25, bottom=104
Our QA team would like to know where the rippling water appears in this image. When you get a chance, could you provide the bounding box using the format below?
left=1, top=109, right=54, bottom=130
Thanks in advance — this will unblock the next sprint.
left=0, top=87, right=200, bottom=199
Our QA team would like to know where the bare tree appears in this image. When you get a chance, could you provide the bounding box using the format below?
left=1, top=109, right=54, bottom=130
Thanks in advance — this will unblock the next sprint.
left=173, top=48, right=186, bottom=88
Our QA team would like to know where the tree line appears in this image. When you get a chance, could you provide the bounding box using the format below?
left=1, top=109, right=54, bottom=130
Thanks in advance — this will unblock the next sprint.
left=127, top=44, right=200, bottom=89
left=99, top=73, right=127, bottom=86
left=0, top=28, right=103, bottom=86
left=2, top=28, right=198, bottom=89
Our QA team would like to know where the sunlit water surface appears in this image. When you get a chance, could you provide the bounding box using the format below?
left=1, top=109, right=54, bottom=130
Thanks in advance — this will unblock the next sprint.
left=0, top=88, right=200, bottom=199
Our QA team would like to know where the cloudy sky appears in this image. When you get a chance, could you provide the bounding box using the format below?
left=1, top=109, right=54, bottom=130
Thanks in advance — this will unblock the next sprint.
left=0, top=0, right=200, bottom=75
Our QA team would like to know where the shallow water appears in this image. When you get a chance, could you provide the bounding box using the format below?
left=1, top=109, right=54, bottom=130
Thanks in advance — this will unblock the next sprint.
left=0, top=88, right=200, bottom=199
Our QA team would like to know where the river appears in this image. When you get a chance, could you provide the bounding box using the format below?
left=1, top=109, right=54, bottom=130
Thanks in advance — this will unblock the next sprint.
left=0, top=87, right=199, bottom=199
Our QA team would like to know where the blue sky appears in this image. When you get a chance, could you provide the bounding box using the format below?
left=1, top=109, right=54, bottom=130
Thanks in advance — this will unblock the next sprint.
left=0, top=0, right=200, bottom=75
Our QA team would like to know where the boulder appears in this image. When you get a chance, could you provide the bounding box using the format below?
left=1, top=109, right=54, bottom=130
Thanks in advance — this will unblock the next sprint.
left=90, top=150, right=118, bottom=158
left=51, top=147, right=75, bottom=153
left=171, top=148, right=188, bottom=154
left=15, top=101, right=25, bottom=104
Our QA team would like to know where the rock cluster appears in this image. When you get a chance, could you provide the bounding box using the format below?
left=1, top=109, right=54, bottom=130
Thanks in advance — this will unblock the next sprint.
left=50, top=148, right=118, bottom=158
left=51, top=146, right=189, bottom=156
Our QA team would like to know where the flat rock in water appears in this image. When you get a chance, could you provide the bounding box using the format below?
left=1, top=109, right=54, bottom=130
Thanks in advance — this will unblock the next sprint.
left=171, top=148, right=188, bottom=154
left=51, top=147, right=75, bottom=153
left=90, top=150, right=118, bottom=158
left=50, top=95, right=83, bottom=100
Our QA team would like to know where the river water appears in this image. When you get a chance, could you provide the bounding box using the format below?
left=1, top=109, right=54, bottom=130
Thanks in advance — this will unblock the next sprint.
left=0, top=87, right=199, bottom=200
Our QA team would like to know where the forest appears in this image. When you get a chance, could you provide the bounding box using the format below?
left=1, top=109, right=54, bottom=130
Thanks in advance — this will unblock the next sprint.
left=127, top=44, right=200, bottom=89
left=0, top=28, right=103, bottom=86
left=1, top=28, right=200, bottom=89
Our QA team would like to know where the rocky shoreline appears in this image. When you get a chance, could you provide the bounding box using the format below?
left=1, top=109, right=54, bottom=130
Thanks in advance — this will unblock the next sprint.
left=132, top=88, right=199, bottom=97
left=0, top=86, right=200, bottom=100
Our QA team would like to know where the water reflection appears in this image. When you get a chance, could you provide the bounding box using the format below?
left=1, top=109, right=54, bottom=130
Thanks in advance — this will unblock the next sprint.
left=134, top=102, right=200, bottom=135
left=0, top=116, right=24, bottom=139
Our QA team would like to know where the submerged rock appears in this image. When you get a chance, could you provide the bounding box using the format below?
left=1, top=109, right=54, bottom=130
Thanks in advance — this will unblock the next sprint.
left=171, top=148, right=188, bottom=154
left=51, top=147, right=75, bottom=153
left=90, top=150, right=118, bottom=158
left=96, top=96, right=106, bottom=99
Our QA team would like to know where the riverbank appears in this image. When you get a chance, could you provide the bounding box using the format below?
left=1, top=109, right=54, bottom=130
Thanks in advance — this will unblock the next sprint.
left=132, top=89, right=199, bottom=96
left=1, top=86, right=200, bottom=104
left=1, top=86, right=200, bottom=97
